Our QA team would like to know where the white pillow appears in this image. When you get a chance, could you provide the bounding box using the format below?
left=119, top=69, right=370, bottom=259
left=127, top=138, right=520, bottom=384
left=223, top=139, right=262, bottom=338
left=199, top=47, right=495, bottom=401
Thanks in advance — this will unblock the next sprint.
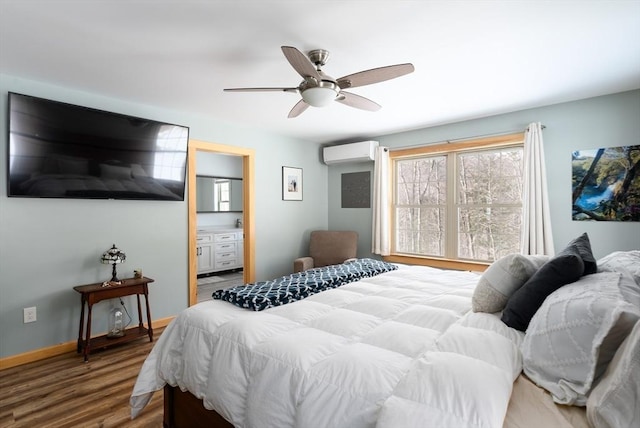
left=472, top=254, right=548, bottom=313
left=598, top=250, right=640, bottom=286
left=587, top=320, right=640, bottom=428
left=521, top=272, right=640, bottom=405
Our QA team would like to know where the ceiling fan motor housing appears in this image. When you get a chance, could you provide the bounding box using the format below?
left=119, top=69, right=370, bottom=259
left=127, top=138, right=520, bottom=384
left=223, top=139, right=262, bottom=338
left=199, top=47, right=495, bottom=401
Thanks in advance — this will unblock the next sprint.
left=308, top=49, right=330, bottom=67
left=300, top=50, right=339, bottom=107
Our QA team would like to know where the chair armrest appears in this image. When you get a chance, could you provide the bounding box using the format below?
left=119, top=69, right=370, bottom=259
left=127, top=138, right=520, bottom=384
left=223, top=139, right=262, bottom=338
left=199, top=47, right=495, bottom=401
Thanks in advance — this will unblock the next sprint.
left=294, top=257, right=314, bottom=273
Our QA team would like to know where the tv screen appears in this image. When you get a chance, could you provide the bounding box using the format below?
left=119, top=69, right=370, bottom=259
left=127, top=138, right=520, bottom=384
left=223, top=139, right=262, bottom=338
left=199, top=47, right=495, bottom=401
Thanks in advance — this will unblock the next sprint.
left=7, top=92, right=189, bottom=200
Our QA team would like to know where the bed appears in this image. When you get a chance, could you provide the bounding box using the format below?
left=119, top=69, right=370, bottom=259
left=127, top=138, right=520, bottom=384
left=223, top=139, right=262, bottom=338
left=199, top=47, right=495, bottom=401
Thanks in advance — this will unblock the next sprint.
left=130, top=245, right=640, bottom=428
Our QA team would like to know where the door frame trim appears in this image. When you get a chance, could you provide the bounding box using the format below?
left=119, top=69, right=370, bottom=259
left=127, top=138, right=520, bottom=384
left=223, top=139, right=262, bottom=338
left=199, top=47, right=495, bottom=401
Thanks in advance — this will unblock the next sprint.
left=187, top=139, right=255, bottom=306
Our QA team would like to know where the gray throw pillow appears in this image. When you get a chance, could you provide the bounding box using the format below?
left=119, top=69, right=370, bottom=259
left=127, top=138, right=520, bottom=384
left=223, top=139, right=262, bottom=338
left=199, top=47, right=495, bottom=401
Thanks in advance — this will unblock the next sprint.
left=521, top=272, right=640, bottom=406
left=472, top=254, right=549, bottom=313
left=501, top=244, right=585, bottom=331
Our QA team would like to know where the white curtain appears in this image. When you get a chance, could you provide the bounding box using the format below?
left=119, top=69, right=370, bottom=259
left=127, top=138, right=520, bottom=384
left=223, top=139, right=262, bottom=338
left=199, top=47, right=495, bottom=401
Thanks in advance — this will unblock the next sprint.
left=372, top=146, right=390, bottom=255
left=521, top=122, right=555, bottom=256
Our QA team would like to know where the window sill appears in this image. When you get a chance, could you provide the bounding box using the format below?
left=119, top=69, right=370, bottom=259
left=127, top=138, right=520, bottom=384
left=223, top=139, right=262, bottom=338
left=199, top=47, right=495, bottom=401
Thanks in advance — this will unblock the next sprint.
left=383, top=254, right=490, bottom=272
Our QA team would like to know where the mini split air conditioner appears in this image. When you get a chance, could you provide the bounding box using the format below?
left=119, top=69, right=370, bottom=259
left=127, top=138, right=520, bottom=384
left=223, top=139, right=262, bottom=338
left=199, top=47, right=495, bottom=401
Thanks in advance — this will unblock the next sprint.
left=322, top=141, right=379, bottom=165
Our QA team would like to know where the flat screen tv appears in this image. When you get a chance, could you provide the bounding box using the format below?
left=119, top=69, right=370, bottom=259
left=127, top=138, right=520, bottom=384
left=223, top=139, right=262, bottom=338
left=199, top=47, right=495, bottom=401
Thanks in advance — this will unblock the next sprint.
left=7, top=92, right=189, bottom=200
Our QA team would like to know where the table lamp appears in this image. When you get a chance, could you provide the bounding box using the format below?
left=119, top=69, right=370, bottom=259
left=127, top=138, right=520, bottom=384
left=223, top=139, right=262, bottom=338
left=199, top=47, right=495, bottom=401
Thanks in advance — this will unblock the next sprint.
left=101, top=244, right=126, bottom=282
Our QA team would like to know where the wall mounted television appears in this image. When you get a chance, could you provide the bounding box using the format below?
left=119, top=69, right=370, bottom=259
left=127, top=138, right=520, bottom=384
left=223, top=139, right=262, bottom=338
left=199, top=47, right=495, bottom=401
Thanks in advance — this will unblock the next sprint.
left=7, top=92, right=189, bottom=200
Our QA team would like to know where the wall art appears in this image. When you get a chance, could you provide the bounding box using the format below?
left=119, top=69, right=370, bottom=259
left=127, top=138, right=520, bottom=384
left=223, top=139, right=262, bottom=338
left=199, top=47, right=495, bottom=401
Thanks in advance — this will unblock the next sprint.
left=572, top=145, right=639, bottom=221
left=341, top=171, right=371, bottom=208
left=282, top=166, right=303, bottom=201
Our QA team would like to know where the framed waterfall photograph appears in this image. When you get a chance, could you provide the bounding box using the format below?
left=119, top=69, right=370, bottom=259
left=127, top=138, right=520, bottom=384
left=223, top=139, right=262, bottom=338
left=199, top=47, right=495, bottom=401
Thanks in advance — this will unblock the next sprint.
left=572, top=145, right=640, bottom=221
left=282, top=166, right=303, bottom=201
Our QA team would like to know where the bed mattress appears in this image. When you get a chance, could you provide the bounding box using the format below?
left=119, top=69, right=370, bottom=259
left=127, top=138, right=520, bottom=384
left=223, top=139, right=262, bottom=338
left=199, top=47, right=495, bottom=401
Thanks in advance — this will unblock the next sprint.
left=131, top=264, right=525, bottom=428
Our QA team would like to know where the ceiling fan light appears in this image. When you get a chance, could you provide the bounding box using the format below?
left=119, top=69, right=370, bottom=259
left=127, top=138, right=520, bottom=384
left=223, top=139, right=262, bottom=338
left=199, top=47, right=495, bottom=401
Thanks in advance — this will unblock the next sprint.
left=301, top=87, right=338, bottom=107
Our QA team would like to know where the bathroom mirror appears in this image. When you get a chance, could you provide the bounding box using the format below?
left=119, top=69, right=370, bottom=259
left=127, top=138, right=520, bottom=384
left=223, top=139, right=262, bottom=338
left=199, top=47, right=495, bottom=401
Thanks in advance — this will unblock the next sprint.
left=196, top=176, right=243, bottom=212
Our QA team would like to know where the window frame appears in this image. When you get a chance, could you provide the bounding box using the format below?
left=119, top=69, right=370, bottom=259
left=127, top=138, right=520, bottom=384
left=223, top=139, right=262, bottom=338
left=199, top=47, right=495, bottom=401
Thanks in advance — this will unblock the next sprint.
left=385, top=132, right=524, bottom=272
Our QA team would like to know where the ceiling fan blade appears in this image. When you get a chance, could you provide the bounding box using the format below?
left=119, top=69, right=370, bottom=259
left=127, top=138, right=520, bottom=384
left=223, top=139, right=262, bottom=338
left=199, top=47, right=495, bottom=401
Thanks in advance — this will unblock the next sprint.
left=337, top=63, right=414, bottom=89
left=281, top=46, right=321, bottom=80
left=336, top=91, right=381, bottom=112
left=224, top=87, right=299, bottom=93
left=288, top=99, right=309, bottom=118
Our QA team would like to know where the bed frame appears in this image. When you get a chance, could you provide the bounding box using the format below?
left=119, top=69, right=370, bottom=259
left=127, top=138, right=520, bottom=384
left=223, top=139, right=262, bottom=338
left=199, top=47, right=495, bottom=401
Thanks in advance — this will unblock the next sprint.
left=162, top=378, right=589, bottom=428
left=163, top=385, right=233, bottom=428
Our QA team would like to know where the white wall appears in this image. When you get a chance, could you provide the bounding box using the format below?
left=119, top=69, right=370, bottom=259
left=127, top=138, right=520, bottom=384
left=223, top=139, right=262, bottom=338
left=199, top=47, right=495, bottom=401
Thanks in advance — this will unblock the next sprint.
left=0, top=74, right=328, bottom=358
left=328, top=90, right=640, bottom=259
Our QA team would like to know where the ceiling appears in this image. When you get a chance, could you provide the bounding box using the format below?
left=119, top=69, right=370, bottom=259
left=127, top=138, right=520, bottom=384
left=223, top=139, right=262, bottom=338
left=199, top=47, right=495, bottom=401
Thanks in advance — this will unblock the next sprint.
left=1, top=1, right=639, bottom=144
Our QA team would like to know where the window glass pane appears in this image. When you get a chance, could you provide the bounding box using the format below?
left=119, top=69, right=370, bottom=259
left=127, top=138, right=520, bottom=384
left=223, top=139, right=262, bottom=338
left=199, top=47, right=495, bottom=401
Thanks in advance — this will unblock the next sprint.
left=457, top=148, right=523, bottom=204
left=217, top=180, right=230, bottom=211
left=391, top=136, right=523, bottom=264
left=395, top=207, right=445, bottom=256
left=458, top=207, right=522, bottom=261
left=396, top=157, right=446, bottom=205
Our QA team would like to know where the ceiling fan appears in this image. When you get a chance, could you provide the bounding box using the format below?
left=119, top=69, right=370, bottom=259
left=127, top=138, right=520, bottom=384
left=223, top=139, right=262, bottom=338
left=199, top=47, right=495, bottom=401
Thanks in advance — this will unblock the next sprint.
left=223, top=46, right=415, bottom=118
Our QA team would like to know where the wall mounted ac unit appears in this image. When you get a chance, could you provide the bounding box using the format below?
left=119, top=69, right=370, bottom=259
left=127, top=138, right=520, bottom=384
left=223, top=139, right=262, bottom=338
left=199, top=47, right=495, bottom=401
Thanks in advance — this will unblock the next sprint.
left=323, top=141, right=379, bottom=165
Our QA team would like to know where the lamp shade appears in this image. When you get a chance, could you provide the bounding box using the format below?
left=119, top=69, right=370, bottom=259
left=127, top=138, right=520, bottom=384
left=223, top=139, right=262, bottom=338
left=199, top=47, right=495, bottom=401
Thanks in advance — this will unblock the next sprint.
left=101, top=244, right=126, bottom=264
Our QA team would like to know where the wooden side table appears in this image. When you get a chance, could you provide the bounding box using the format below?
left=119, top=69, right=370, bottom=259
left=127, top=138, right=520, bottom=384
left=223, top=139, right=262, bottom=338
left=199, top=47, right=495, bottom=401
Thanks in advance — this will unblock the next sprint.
left=73, top=276, right=154, bottom=361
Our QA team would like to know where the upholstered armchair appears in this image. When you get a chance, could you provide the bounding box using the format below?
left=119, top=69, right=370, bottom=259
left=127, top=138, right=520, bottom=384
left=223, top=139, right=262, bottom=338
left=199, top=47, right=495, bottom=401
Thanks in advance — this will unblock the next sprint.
left=294, top=230, right=358, bottom=273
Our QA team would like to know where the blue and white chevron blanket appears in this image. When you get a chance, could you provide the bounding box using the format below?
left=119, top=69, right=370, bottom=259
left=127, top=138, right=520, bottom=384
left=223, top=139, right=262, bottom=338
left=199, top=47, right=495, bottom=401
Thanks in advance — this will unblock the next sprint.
left=212, top=258, right=398, bottom=311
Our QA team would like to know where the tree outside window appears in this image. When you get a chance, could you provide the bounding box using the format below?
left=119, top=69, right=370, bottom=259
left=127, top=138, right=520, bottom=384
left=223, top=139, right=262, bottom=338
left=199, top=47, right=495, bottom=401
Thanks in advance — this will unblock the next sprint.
left=392, top=135, right=523, bottom=264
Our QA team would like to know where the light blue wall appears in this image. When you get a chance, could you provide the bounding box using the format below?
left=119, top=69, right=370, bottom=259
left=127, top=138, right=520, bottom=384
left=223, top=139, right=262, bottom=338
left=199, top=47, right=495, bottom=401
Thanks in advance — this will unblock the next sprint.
left=327, top=163, right=378, bottom=259
left=0, top=74, right=328, bottom=358
left=328, top=90, right=640, bottom=260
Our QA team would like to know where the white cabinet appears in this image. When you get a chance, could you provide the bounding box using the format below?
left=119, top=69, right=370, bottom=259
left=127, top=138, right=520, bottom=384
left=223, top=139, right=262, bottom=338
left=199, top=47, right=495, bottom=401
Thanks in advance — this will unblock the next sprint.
left=197, top=229, right=243, bottom=274
left=196, top=232, right=214, bottom=274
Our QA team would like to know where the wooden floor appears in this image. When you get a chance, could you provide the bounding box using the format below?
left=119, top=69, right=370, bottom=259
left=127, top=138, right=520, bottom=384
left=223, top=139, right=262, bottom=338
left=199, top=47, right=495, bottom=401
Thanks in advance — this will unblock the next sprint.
left=197, top=270, right=244, bottom=303
left=0, top=328, right=165, bottom=427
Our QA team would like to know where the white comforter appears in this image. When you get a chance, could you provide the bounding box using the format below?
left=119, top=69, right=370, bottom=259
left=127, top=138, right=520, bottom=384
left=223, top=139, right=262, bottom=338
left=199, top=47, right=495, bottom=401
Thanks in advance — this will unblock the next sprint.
left=130, top=264, right=524, bottom=428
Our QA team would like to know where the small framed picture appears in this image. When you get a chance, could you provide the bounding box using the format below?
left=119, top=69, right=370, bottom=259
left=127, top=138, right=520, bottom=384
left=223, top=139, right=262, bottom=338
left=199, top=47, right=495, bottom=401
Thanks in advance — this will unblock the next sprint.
left=282, top=166, right=303, bottom=201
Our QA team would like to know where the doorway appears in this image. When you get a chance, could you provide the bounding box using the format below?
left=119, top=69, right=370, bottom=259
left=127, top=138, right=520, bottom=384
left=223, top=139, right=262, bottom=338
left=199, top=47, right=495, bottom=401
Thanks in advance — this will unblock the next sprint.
left=187, top=139, right=255, bottom=306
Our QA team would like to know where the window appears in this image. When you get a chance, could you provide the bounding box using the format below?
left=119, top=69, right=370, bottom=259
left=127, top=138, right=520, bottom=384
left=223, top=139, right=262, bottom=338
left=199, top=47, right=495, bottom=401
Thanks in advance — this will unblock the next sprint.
left=390, top=133, right=524, bottom=265
left=216, top=179, right=230, bottom=211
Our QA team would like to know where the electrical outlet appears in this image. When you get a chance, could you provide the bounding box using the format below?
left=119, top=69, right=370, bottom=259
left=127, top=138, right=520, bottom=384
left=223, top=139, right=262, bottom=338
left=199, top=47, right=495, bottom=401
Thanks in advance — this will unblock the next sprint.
left=23, top=307, right=37, bottom=323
